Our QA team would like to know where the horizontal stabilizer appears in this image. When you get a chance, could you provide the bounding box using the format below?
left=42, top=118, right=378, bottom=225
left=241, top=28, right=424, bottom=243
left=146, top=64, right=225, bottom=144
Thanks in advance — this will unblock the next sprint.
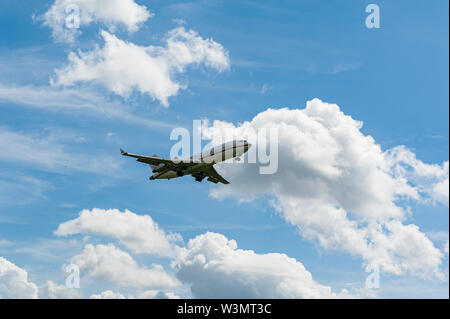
left=207, top=177, right=219, bottom=184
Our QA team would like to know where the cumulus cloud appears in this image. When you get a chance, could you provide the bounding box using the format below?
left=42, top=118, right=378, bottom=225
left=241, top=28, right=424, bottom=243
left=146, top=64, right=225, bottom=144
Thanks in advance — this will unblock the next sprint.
left=55, top=208, right=182, bottom=257
left=138, top=290, right=180, bottom=299
left=203, top=98, right=447, bottom=279
left=0, top=257, right=38, bottom=298
left=39, top=280, right=81, bottom=299
left=89, top=289, right=180, bottom=299
left=386, top=147, right=449, bottom=206
left=54, top=209, right=354, bottom=298
left=52, top=27, right=230, bottom=106
left=432, top=177, right=449, bottom=206
left=40, top=0, right=152, bottom=43
left=90, top=290, right=126, bottom=299
left=70, top=243, right=180, bottom=289
left=174, top=232, right=353, bottom=298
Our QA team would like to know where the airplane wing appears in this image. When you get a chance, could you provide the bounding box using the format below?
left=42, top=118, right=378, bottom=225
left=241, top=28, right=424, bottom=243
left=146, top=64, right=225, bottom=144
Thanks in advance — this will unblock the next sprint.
left=121, top=149, right=230, bottom=184
left=120, top=149, right=196, bottom=169
left=204, top=166, right=230, bottom=184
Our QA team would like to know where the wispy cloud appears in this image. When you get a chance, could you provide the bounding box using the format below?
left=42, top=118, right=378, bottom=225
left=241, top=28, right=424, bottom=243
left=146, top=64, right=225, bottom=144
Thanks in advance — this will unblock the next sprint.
left=0, top=84, right=174, bottom=131
left=0, top=126, right=120, bottom=175
left=330, top=62, right=362, bottom=75
left=1, top=237, right=84, bottom=262
left=0, top=171, right=50, bottom=206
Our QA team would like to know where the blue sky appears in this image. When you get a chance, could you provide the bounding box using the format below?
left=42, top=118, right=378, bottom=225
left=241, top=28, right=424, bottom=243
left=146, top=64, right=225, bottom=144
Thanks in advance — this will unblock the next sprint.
left=0, top=0, right=448, bottom=298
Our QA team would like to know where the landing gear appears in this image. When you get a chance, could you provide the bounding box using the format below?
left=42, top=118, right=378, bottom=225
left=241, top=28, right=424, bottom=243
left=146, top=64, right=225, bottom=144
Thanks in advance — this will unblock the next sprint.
left=194, top=174, right=205, bottom=182
left=235, top=157, right=241, bottom=161
left=176, top=171, right=184, bottom=177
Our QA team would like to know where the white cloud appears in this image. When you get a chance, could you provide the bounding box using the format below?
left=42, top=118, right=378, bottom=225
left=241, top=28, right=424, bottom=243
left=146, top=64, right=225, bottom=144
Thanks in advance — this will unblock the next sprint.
left=0, top=257, right=38, bottom=298
left=90, top=290, right=126, bottom=299
left=39, top=280, right=81, bottom=299
left=174, top=232, right=353, bottom=298
left=70, top=243, right=180, bottom=289
left=55, top=209, right=356, bottom=298
left=55, top=208, right=182, bottom=257
left=138, top=290, right=180, bottom=299
left=0, top=126, right=120, bottom=175
left=89, top=289, right=180, bottom=299
left=363, top=221, right=444, bottom=277
left=52, top=27, right=230, bottom=106
left=203, top=98, right=447, bottom=279
left=385, top=146, right=449, bottom=206
left=432, top=177, right=449, bottom=206
left=40, top=0, right=152, bottom=43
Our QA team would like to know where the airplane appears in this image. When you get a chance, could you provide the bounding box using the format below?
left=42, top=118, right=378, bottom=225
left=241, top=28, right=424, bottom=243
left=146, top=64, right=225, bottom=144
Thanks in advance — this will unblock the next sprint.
left=120, top=140, right=251, bottom=184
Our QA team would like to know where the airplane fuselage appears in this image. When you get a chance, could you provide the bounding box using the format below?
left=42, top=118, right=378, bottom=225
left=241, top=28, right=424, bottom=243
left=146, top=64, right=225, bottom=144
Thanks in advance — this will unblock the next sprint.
left=151, top=140, right=250, bottom=180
